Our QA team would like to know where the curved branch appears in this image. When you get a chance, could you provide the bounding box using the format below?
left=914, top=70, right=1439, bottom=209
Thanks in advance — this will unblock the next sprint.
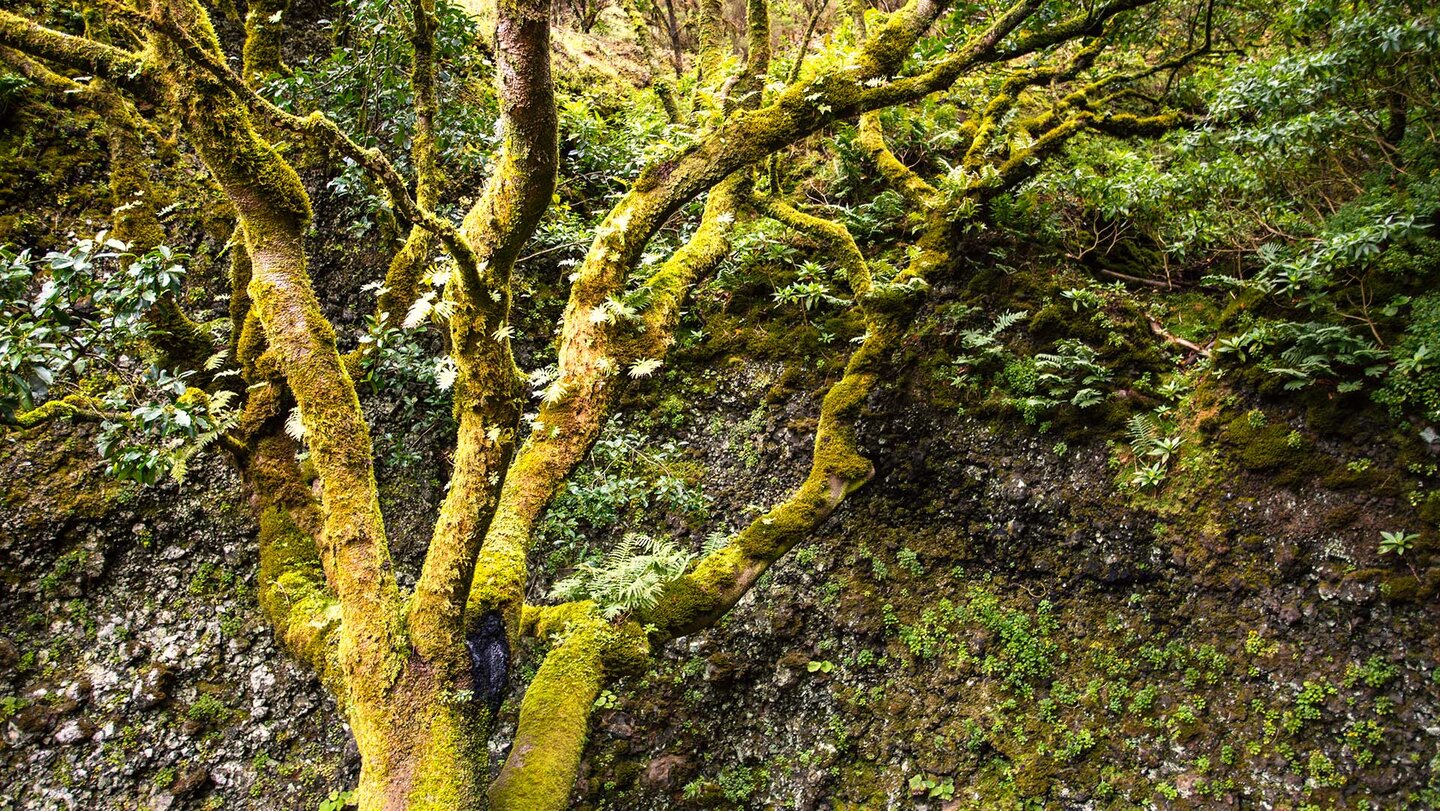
left=151, top=0, right=402, bottom=696
left=855, top=112, right=939, bottom=208
left=753, top=192, right=873, bottom=297
left=643, top=138, right=960, bottom=638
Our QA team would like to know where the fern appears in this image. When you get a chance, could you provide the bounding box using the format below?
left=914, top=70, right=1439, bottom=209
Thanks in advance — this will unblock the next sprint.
left=203, top=348, right=231, bottom=371
left=549, top=533, right=696, bottom=619
left=284, top=407, right=306, bottom=441
left=991, top=309, right=1027, bottom=334
left=951, top=310, right=1029, bottom=383
left=169, top=394, right=242, bottom=482
left=1127, top=413, right=1160, bottom=455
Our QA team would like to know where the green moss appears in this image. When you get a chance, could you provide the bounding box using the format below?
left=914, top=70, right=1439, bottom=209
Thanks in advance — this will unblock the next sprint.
left=241, top=0, right=291, bottom=82
left=488, top=611, right=610, bottom=811
left=1220, top=416, right=1327, bottom=483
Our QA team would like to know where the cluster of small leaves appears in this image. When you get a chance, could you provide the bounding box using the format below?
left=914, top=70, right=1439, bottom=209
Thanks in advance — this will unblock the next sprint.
left=1216, top=319, right=1389, bottom=392
left=1003, top=338, right=1114, bottom=422
left=946, top=307, right=1027, bottom=388
left=318, top=789, right=356, bottom=811
left=1378, top=529, right=1418, bottom=557
left=1034, top=339, right=1114, bottom=408
left=770, top=260, right=850, bottom=318
left=354, top=274, right=458, bottom=470
left=908, top=773, right=956, bottom=801
left=710, top=220, right=800, bottom=295
left=1225, top=207, right=1432, bottom=302
left=1375, top=293, right=1440, bottom=421
left=557, top=94, right=695, bottom=216
left=1212, top=0, right=1438, bottom=124
left=0, top=237, right=185, bottom=415
left=97, top=372, right=240, bottom=484
left=884, top=586, right=1061, bottom=697
left=0, top=235, right=243, bottom=483
left=0, top=70, right=31, bottom=117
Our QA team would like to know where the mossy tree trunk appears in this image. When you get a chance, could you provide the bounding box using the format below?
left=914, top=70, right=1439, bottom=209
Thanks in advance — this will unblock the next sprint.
left=0, top=0, right=1207, bottom=805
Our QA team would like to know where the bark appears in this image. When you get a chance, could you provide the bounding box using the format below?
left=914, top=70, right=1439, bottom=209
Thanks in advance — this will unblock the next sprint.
left=409, top=0, right=558, bottom=674
left=145, top=3, right=410, bottom=805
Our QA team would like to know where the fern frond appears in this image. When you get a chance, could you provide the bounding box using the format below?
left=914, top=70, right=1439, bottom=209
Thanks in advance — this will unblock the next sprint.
left=203, top=348, right=231, bottom=371
left=285, top=408, right=306, bottom=442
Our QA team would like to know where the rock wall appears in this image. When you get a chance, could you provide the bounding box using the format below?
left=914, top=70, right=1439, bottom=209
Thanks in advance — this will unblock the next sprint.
left=0, top=429, right=348, bottom=811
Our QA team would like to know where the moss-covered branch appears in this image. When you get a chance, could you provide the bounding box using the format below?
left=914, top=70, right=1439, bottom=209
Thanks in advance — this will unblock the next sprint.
left=696, top=0, right=728, bottom=81
left=960, top=37, right=1108, bottom=173
left=110, top=1, right=486, bottom=298
left=860, top=0, right=1162, bottom=109
left=0, top=10, right=154, bottom=96
left=10, top=394, right=115, bottom=427
left=855, top=112, right=939, bottom=208
left=754, top=191, right=873, bottom=298
left=153, top=0, right=403, bottom=707
left=640, top=119, right=967, bottom=638
left=488, top=604, right=649, bottom=811
left=409, top=0, right=558, bottom=667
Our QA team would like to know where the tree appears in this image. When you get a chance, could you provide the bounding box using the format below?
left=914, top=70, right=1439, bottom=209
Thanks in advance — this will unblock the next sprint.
left=0, top=0, right=1225, bottom=806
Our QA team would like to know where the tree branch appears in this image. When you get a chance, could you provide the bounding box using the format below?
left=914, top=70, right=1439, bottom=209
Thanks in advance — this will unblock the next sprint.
left=0, top=10, right=154, bottom=96
left=462, top=174, right=746, bottom=643
left=147, top=0, right=403, bottom=699
left=409, top=0, right=559, bottom=666
left=856, top=112, right=939, bottom=208
left=102, top=0, right=486, bottom=299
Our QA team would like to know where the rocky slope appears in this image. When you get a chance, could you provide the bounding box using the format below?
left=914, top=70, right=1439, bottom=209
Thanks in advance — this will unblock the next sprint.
left=5, top=339, right=1440, bottom=809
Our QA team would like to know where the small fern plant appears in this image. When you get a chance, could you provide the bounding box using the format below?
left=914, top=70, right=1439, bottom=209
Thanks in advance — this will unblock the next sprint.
left=1125, top=411, right=1181, bottom=490
left=948, top=309, right=1027, bottom=387
left=549, top=533, right=699, bottom=619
